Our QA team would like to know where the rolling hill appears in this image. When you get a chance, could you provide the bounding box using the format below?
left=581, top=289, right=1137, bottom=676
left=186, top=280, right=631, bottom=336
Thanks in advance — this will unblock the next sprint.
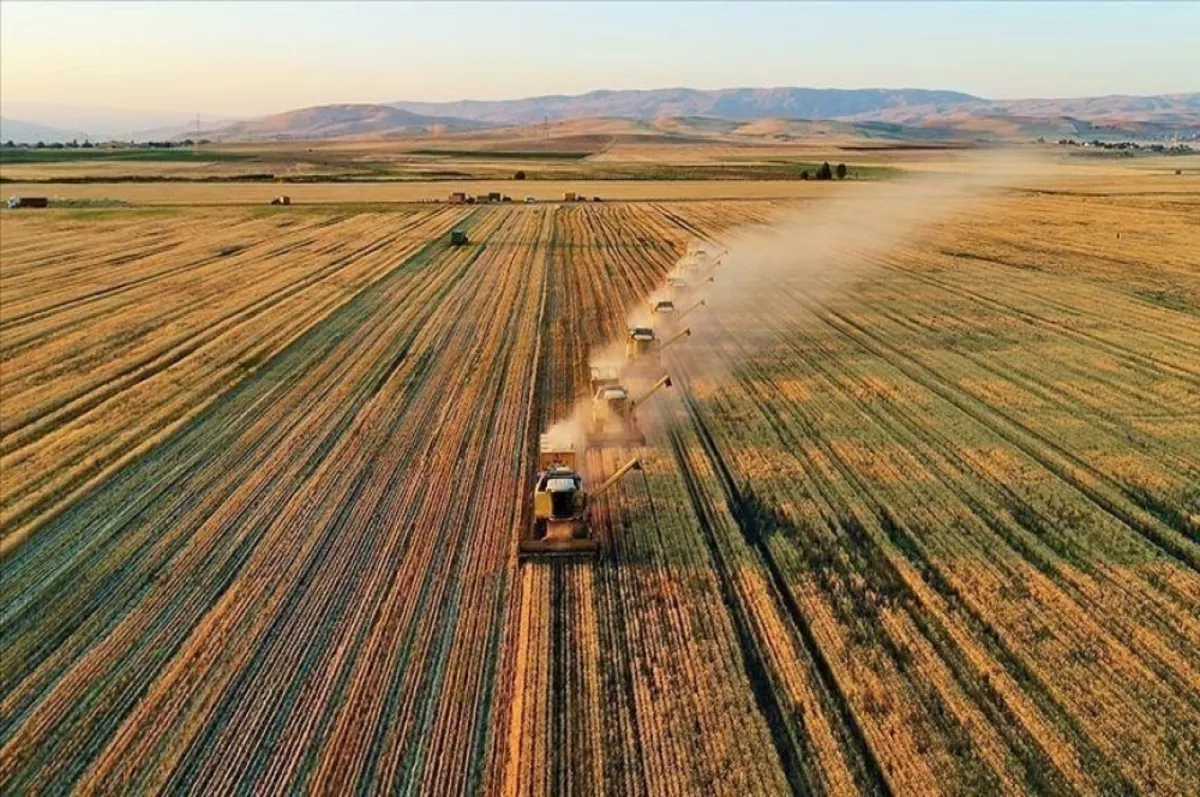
left=389, top=87, right=984, bottom=125
left=202, top=104, right=488, bottom=141
left=0, top=117, right=80, bottom=145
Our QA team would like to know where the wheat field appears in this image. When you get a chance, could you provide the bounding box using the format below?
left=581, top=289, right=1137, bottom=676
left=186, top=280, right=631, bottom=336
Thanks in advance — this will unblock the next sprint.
left=2, top=157, right=1197, bottom=793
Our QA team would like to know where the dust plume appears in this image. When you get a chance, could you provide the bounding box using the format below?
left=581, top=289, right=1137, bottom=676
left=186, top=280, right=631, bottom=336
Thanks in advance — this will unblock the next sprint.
left=543, top=149, right=1045, bottom=453
left=669, top=149, right=1046, bottom=380
left=540, top=400, right=591, bottom=474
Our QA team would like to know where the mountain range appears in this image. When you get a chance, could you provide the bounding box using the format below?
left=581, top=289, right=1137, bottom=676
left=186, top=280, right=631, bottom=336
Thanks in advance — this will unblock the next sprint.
left=4, top=88, right=1197, bottom=143
left=388, top=87, right=986, bottom=125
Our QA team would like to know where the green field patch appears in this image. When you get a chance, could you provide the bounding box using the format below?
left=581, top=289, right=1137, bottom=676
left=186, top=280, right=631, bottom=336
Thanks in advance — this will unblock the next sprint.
left=0, top=148, right=258, bottom=164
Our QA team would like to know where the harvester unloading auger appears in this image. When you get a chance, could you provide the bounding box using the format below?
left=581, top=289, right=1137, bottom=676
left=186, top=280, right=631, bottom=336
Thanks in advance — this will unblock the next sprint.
left=586, top=373, right=673, bottom=446
left=676, top=298, right=706, bottom=323
left=519, top=435, right=643, bottom=560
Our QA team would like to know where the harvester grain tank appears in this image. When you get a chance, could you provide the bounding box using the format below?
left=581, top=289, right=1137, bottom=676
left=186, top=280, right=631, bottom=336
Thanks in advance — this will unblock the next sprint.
left=450, top=229, right=469, bottom=246
left=650, top=299, right=678, bottom=321
left=589, top=364, right=621, bottom=394
left=519, top=435, right=643, bottom=559
left=586, top=374, right=673, bottom=446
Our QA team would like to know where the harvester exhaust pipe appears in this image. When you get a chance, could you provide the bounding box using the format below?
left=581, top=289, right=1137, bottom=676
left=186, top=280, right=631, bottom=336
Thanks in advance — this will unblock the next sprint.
left=661, top=328, right=691, bottom=350
left=678, top=299, right=707, bottom=321
left=591, top=458, right=643, bottom=499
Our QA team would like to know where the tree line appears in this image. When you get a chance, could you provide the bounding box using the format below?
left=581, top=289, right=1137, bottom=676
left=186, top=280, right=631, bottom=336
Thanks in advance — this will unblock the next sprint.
left=1, top=139, right=211, bottom=150
left=800, top=162, right=849, bottom=180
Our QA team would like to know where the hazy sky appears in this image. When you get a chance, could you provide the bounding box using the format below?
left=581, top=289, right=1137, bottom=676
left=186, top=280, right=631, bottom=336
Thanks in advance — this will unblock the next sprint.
left=1, top=1, right=1196, bottom=116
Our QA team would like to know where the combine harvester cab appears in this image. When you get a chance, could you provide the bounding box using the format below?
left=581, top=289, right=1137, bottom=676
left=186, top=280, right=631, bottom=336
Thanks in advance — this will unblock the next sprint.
left=519, top=435, right=643, bottom=561
left=589, top=365, right=621, bottom=394
left=664, top=276, right=691, bottom=299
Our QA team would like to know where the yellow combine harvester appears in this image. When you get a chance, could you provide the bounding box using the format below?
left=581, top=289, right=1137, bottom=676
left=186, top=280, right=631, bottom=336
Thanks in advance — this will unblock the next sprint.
left=519, top=436, right=642, bottom=560
left=664, top=274, right=713, bottom=300
left=586, top=373, right=672, bottom=446
left=681, top=245, right=727, bottom=277
left=650, top=299, right=678, bottom=320
left=625, top=326, right=690, bottom=369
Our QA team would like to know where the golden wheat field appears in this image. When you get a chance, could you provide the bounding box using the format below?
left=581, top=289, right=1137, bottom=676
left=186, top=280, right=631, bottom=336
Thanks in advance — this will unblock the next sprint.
left=1, top=157, right=1198, bottom=794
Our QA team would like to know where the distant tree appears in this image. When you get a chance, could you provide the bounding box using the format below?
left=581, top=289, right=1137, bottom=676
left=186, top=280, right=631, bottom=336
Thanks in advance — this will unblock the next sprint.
left=81, top=140, right=94, bottom=149
left=799, top=170, right=809, bottom=180
left=67, top=139, right=80, bottom=149
left=514, top=170, right=527, bottom=180
left=835, top=163, right=848, bottom=179
left=35, top=140, right=45, bottom=149
left=49, top=142, right=64, bottom=149
left=2, top=140, right=13, bottom=148
left=816, top=161, right=833, bottom=180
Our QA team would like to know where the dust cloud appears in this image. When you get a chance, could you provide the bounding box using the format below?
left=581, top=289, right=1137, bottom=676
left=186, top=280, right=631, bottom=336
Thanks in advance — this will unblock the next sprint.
left=668, top=149, right=1046, bottom=381
left=545, top=149, right=1045, bottom=455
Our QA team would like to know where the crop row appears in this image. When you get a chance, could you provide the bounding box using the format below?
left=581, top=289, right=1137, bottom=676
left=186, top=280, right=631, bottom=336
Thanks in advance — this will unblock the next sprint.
left=502, top=192, right=1197, bottom=794
left=0, top=206, right=469, bottom=550
left=2, top=206, right=545, bottom=792
left=651, top=192, right=1199, bottom=792
left=3, top=194, right=1195, bottom=794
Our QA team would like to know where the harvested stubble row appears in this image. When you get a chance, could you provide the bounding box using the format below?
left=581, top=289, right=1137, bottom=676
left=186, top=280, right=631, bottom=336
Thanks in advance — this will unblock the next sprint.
left=653, top=191, right=1199, bottom=793
left=0, top=206, right=469, bottom=551
left=3, top=206, right=543, bottom=792
left=2, top=193, right=1198, bottom=795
